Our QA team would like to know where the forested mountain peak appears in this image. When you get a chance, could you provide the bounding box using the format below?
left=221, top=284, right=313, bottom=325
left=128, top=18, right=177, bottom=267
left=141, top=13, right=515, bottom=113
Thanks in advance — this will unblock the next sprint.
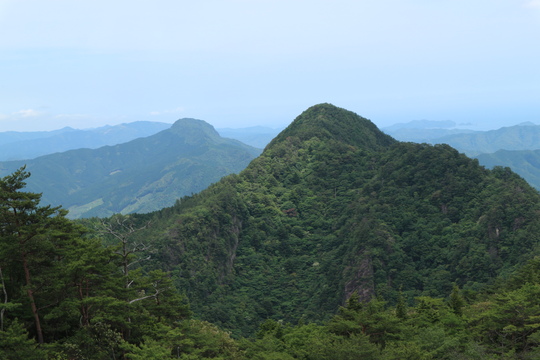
left=267, top=103, right=396, bottom=151
left=169, top=118, right=222, bottom=143
left=130, top=104, right=540, bottom=339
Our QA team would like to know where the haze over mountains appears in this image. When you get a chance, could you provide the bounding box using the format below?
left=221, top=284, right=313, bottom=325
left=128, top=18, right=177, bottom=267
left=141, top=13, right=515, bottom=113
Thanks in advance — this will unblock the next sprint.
left=0, top=119, right=261, bottom=218
left=383, top=120, right=539, bottom=151
left=0, top=121, right=172, bottom=161
left=216, top=126, right=282, bottom=149
left=386, top=122, right=540, bottom=156
left=2, top=113, right=540, bottom=221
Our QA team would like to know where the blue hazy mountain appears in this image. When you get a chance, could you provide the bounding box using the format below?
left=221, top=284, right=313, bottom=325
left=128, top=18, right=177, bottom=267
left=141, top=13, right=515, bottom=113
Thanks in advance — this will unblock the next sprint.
left=0, top=119, right=261, bottom=218
left=0, top=121, right=171, bottom=161
left=217, top=126, right=283, bottom=149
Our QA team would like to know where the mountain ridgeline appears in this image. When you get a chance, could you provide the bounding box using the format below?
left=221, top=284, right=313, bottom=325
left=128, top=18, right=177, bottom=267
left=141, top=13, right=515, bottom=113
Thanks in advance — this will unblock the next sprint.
left=0, top=121, right=172, bottom=161
left=383, top=122, right=540, bottom=190
left=435, top=123, right=540, bottom=156
left=0, top=118, right=261, bottom=218
left=5, top=103, right=540, bottom=358
left=125, top=103, right=540, bottom=336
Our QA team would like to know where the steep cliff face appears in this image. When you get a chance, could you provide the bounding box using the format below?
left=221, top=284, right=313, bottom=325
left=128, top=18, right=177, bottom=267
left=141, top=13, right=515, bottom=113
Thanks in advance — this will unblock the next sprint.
left=138, top=104, right=540, bottom=336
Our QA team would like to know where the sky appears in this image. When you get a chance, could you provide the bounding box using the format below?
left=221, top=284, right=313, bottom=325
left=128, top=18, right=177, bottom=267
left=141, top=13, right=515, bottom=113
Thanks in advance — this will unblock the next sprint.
left=0, top=0, right=539, bottom=132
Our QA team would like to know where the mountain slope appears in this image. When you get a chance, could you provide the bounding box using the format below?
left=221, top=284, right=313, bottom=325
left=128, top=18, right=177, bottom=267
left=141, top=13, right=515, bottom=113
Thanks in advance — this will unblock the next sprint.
left=382, top=121, right=540, bottom=191
left=0, top=121, right=171, bottom=161
left=420, top=124, right=540, bottom=156
left=0, top=119, right=261, bottom=218
left=476, top=149, right=540, bottom=190
left=128, top=104, right=540, bottom=336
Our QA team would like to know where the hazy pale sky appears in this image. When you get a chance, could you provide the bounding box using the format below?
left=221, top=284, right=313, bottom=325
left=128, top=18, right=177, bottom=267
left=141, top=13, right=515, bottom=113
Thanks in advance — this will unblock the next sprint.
left=1, top=0, right=539, bottom=131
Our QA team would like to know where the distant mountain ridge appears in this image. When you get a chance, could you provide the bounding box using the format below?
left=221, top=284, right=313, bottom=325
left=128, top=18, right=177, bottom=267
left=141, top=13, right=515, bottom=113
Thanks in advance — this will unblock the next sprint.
left=217, top=126, right=282, bottom=149
left=382, top=120, right=475, bottom=143
left=436, top=124, right=540, bottom=156
left=476, top=149, right=540, bottom=190
left=384, top=127, right=477, bottom=143
left=384, top=119, right=457, bottom=130
left=0, top=126, right=75, bottom=145
left=383, top=121, right=540, bottom=190
left=0, top=121, right=171, bottom=161
left=384, top=121, right=540, bottom=156
left=0, top=119, right=261, bottom=218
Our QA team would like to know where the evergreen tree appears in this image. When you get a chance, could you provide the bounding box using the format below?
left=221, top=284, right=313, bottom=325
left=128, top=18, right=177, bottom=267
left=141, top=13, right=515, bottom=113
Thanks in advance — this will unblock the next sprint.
left=448, top=284, right=465, bottom=317
left=0, top=319, right=46, bottom=360
left=396, top=289, right=408, bottom=320
left=0, top=166, right=85, bottom=343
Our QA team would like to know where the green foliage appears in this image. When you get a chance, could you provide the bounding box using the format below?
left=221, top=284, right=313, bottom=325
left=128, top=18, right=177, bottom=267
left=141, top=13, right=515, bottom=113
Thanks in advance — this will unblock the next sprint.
left=245, top=322, right=380, bottom=359
left=448, top=284, right=466, bottom=316
left=0, top=319, right=46, bottom=360
left=126, top=320, right=243, bottom=359
left=0, top=167, right=193, bottom=359
left=268, top=103, right=396, bottom=151
left=395, top=289, right=408, bottom=320
left=469, top=282, right=540, bottom=355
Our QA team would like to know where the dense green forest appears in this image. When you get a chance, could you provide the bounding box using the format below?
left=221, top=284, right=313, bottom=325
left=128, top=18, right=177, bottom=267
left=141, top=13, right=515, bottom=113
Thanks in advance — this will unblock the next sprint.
left=3, top=104, right=540, bottom=358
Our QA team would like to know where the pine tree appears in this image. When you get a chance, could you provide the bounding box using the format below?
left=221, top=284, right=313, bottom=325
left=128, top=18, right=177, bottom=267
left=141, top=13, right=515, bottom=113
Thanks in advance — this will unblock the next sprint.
left=448, top=284, right=465, bottom=317
left=0, top=167, right=84, bottom=343
left=396, top=289, right=408, bottom=320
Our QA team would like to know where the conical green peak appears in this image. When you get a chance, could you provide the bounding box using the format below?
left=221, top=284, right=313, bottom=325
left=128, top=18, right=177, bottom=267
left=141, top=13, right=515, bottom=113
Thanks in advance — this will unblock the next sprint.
left=267, top=103, right=396, bottom=151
